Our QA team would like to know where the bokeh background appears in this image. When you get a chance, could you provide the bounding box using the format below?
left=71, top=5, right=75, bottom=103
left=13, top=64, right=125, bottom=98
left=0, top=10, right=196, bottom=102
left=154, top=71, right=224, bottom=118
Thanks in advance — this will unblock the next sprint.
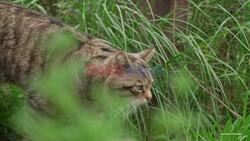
left=0, top=0, right=250, bottom=141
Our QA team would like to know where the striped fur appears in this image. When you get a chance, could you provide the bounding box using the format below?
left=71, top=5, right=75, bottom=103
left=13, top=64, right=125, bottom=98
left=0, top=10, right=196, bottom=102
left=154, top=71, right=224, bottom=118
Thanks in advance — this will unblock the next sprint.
left=0, top=2, right=155, bottom=112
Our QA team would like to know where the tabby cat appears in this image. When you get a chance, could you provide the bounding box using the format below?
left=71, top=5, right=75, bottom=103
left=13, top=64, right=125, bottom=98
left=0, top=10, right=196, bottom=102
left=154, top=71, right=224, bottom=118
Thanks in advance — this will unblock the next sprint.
left=0, top=1, right=155, bottom=112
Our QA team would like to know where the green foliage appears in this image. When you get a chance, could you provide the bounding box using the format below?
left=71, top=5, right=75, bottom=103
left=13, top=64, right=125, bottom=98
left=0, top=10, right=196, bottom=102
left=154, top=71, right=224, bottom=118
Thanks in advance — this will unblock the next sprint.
left=20, top=61, right=128, bottom=141
left=0, top=0, right=250, bottom=141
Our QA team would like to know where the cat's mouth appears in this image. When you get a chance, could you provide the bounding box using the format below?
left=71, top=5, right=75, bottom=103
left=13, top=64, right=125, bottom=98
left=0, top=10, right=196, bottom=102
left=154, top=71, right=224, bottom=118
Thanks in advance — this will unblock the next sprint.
left=135, top=90, right=153, bottom=104
left=134, top=98, right=148, bottom=105
left=129, top=93, right=152, bottom=106
left=130, top=97, right=151, bottom=107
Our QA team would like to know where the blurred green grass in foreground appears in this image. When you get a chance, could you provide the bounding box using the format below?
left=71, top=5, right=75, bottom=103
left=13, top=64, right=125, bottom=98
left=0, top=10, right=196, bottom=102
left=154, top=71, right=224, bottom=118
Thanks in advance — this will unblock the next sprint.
left=1, top=0, right=250, bottom=140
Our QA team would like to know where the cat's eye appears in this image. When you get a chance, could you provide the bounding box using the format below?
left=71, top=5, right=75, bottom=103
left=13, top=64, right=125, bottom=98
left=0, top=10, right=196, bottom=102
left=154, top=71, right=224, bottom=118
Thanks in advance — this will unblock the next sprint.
left=101, top=47, right=113, bottom=52
left=134, top=85, right=144, bottom=92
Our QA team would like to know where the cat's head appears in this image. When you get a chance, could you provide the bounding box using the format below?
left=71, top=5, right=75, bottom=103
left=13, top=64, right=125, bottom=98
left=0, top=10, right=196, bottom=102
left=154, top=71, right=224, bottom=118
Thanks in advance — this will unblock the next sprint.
left=84, top=38, right=155, bottom=105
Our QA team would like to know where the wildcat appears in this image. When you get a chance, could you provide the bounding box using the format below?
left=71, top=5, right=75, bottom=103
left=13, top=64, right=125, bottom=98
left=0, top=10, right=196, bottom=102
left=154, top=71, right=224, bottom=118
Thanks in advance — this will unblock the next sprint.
left=0, top=1, right=155, bottom=112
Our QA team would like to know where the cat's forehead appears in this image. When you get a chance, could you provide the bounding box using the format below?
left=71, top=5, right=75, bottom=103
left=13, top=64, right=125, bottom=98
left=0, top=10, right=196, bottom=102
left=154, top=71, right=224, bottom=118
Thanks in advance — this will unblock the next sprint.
left=125, top=60, right=154, bottom=83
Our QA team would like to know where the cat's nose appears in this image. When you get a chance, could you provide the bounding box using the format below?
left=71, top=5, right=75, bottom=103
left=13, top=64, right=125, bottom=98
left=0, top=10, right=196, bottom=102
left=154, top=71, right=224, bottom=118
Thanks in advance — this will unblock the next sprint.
left=146, top=95, right=152, bottom=101
left=144, top=91, right=152, bottom=101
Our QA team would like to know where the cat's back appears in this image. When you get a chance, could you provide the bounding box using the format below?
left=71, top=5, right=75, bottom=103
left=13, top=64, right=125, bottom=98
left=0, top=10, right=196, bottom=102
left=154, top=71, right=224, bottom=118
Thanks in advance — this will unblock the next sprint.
left=0, top=1, right=64, bottom=84
left=0, top=1, right=64, bottom=34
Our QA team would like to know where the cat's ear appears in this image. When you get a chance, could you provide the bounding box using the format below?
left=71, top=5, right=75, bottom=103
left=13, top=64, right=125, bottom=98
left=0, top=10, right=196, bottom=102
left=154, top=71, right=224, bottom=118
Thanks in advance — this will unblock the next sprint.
left=137, top=48, right=155, bottom=63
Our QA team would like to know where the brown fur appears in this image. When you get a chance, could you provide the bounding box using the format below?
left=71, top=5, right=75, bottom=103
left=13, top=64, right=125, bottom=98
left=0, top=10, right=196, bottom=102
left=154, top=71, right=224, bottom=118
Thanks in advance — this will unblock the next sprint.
left=0, top=1, right=156, bottom=112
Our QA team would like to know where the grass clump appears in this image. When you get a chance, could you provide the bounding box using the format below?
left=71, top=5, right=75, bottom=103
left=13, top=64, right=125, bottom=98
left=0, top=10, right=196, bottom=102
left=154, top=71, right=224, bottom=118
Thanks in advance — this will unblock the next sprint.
left=0, top=0, right=250, bottom=141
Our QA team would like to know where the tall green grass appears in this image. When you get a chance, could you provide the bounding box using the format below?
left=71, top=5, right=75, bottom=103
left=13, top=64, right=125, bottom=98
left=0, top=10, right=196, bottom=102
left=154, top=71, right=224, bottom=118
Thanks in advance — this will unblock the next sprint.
left=1, top=0, right=250, bottom=140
